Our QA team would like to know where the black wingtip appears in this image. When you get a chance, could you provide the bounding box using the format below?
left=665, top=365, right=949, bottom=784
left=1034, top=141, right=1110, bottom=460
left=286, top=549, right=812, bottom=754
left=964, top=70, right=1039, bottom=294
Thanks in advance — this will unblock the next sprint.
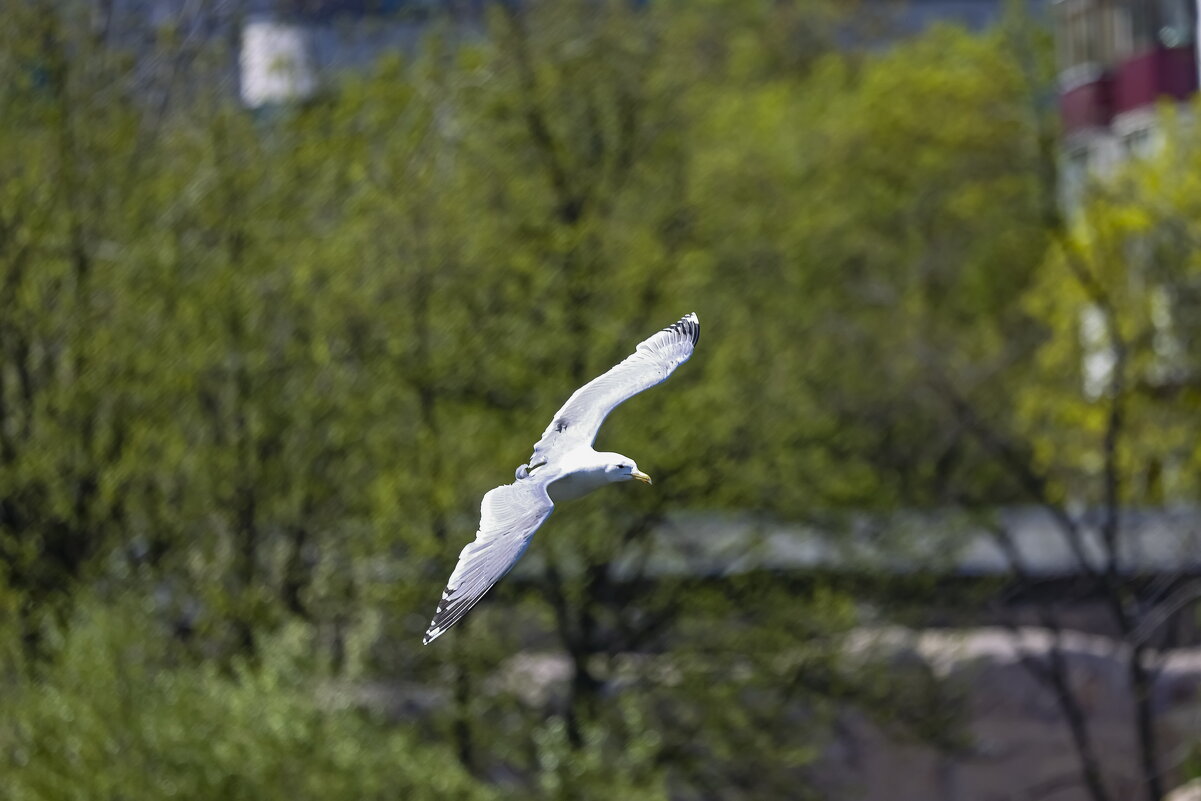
left=664, top=312, right=700, bottom=346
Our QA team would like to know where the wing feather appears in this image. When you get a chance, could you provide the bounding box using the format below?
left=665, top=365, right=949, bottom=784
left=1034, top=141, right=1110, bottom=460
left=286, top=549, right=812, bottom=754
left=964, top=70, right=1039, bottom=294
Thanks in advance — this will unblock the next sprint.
left=520, top=312, right=699, bottom=473
left=423, top=480, right=554, bottom=645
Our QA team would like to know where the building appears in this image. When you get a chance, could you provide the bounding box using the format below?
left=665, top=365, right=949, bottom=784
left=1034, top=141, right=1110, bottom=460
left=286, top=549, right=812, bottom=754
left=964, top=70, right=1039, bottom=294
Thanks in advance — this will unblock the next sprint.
left=1053, top=1, right=1201, bottom=401
left=238, top=1, right=484, bottom=108
left=1055, top=0, right=1200, bottom=206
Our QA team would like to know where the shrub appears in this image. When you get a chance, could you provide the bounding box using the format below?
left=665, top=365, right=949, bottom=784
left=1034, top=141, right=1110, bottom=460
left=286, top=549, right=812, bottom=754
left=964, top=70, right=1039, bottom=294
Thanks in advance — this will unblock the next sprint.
left=0, top=599, right=494, bottom=801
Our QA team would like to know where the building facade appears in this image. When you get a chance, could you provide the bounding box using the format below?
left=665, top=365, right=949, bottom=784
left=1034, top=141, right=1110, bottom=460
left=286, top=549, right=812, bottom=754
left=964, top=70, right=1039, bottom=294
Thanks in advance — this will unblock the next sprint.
left=1055, top=0, right=1199, bottom=205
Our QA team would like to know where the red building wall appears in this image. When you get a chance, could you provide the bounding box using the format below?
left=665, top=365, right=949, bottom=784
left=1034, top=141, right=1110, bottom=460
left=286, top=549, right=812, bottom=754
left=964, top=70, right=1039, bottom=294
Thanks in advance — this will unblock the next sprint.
left=1062, top=44, right=1198, bottom=134
left=1112, top=46, right=1199, bottom=116
left=1061, top=73, right=1113, bottom=132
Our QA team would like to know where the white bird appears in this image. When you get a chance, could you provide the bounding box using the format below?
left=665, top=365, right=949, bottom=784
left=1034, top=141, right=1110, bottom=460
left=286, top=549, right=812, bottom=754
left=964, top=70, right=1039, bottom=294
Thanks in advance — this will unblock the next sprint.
left=423, top=312, right=700, bottom=645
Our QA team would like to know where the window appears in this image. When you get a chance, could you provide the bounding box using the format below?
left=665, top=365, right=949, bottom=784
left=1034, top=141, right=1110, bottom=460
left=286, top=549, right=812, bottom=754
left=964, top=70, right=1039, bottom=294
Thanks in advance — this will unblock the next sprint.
left=1110, top=0, right=1135, bottom=60
left=1078, top=0, right=1195, bottom=62
left=1128, top=0, right=1157, bottom=53
left=1157, top=0, right=1196, bottom=47
left=1069, top=146, right=1092, bottom=174
left=1057, top=0, right=1103, bottom=71
left=1061, top=146, right=1092, bottom=206
left=1122, top=127, right=1154, bottom=157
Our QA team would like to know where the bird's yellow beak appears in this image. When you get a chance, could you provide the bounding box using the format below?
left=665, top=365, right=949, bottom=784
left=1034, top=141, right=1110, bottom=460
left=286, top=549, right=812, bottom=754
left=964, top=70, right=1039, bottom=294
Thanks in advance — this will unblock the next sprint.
left=631, top=470, right=653, bottom=485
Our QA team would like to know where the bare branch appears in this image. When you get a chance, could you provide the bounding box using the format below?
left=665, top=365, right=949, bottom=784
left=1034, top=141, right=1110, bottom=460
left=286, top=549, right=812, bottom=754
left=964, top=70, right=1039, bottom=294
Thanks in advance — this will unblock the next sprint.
left=928, top=370, right=1100, bottom=579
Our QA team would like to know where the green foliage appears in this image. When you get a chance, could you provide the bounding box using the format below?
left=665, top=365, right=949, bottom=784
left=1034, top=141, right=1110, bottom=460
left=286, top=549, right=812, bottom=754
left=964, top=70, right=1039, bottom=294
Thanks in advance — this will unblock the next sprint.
left=1016, top=102, right=1201, bottom=503
left=0, top=599, right=493, bottom=801
left=0, top=0, right=1062, bottom=797
left=684, top=21, right=1054, bottom=512
left=532, top=700, right=667, bottom=801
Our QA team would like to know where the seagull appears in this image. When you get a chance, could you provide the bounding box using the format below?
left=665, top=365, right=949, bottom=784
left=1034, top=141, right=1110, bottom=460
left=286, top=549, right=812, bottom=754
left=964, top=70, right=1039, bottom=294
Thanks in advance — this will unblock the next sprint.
left=423, top=312, right=700, bottom=645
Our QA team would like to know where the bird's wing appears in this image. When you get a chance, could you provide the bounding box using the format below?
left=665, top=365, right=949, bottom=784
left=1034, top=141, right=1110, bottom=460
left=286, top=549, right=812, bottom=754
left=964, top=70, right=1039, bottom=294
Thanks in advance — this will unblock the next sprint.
left=520, top=312, right=699, bottom=474
left=423, top=479, right=554, bottom=645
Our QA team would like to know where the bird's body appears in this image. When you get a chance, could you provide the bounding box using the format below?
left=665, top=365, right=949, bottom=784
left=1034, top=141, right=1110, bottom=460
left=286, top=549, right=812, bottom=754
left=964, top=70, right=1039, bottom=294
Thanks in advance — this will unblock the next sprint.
left=544, top=450, right=644, bottom=503
left=422, top=312, right=700, bottom=645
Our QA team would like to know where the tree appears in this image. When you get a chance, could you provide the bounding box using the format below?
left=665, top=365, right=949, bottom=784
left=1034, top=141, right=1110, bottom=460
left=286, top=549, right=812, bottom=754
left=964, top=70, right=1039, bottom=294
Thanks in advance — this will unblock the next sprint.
left=931, top=106, right=1201, bottom=801
left=0, top=1, right=1078, bottom=798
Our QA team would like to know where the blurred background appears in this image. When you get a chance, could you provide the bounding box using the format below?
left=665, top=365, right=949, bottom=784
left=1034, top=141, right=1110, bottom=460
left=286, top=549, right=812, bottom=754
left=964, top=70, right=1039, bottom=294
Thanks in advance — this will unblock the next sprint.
left=2, top=0, right=1201, bottom=799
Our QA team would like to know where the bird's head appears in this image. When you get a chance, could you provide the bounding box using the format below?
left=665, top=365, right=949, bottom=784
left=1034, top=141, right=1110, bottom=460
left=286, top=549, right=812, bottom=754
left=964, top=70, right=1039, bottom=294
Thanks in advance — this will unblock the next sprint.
left=601, top=453, right=652, bottom=485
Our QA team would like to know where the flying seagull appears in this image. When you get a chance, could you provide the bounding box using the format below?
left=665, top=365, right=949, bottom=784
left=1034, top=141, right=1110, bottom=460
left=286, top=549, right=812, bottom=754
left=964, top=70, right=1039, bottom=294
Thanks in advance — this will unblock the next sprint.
left=423, top=312, right=700, bottom=645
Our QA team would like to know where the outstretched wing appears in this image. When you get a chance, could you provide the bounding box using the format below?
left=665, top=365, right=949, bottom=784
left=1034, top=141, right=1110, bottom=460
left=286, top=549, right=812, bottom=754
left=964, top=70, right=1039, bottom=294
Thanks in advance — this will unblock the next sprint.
left=423, top=480, right=554, bottom=645
left=521, top=312, right=700, bottom=473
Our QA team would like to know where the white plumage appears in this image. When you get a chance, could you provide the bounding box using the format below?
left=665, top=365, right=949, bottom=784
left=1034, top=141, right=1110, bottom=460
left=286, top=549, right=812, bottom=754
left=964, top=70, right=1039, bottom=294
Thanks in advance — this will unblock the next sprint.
left=423, top=312, right=700, bottom=645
